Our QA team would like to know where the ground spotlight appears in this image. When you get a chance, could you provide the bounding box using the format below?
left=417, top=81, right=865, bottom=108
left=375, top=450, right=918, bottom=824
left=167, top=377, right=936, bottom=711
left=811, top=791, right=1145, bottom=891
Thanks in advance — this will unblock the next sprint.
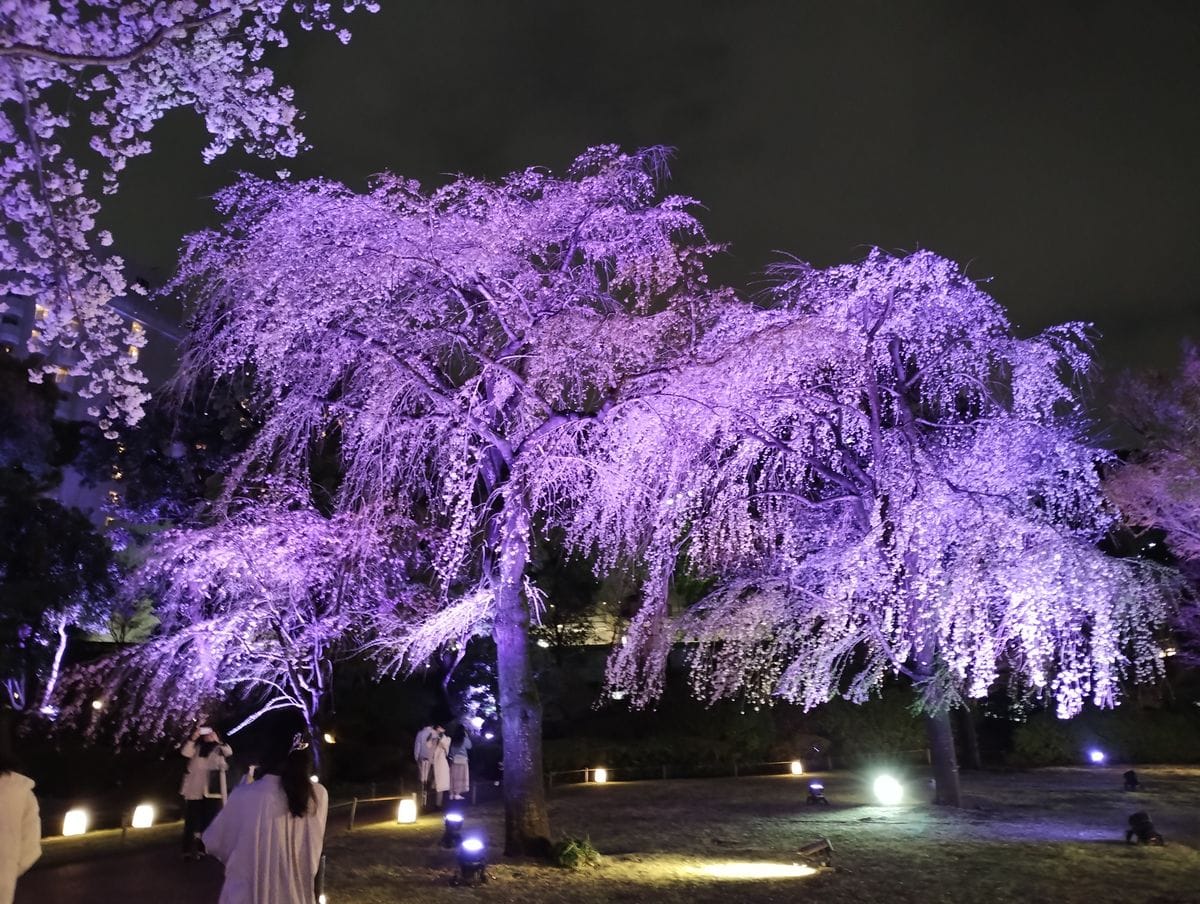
left=442, top=811, right=464, bottom=848
left=872, top=774, right=904, bottom=805
left=1125, top=811, right=1165, bottom=845
left=806, top=781, right=828, bottom=805
left=457, top=836, right=488, bottom=885
left=796, top=836, right=834, bottom=867
left=790, top=760, right=804, bottom=776
left=131, top=803, right=155, bottom=829
left=62, top=808, right=88, bottom=836
left=1087, top=748, right=1106, bottom=765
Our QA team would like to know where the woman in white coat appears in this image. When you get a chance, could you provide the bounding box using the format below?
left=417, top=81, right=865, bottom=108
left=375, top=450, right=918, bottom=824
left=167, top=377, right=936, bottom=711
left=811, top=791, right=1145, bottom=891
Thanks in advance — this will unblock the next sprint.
left=0, top=750, right=40, bottom=904
left=203, top=732, right=328, bottom=904
left=426, top=726, right=450, bottom=808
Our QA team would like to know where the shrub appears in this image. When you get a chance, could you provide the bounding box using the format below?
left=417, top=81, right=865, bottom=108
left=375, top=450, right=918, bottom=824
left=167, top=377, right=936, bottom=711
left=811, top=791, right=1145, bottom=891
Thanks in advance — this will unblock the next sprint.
left=552, top=836, right=602, bottom=869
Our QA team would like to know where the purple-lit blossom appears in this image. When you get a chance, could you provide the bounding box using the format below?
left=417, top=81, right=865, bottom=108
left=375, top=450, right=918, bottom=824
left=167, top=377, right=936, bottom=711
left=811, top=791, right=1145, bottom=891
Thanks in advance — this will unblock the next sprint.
left=584, top=250, right=1176, bottom=721
left=0, top=1, right=378, bottom=431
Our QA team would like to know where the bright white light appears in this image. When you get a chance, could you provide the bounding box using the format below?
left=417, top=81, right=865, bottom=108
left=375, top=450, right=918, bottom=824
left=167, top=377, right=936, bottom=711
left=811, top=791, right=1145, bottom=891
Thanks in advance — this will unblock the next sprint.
left=808, top=782, right=824, bottom=792
left=318, top=895, right=327, bottom=904
left=536, top=638, right=551, bottom=648
left=131, top=804, right=155, bottom=829
left=469, top=716, right=484, bottom=730
left=693, top=862, right=817, bottom=880
left=610, top=689, right=627, bottom=701
left=397, top=798, right=417, bottom=823
left=322, top=732, right=336, bottom=744
left=1088, top=749, right=1106, bottom=764
left=90, top=699, right=103, bottom=711
left=309, top=775, right=319, bottom=784
left=790, top=760, right=804, bottom=775
left=63, top=809, right=88, bottom=836
left=483, top=731, right=495, bottom=740
left=445, top=812, right=464, bottom=824
left=592, top=767, right=608, bottom=783
left=872, top=775, right=904, bottom=805
left=461, top=837, right=485, bottom=853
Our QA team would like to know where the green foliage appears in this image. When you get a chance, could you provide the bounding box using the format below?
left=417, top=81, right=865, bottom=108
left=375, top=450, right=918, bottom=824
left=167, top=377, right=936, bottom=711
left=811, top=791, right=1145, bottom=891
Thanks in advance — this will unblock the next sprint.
left=1010, top=705, right=1200, bottom=766
left=551, top=836, right=602, bottom=870
left=809, top=689, right=926, bottom=764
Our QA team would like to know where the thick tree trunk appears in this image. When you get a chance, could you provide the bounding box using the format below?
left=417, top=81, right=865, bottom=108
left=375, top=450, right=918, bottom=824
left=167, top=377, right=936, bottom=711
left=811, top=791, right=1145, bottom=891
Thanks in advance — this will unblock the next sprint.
left=925, top=708, right=962, bottom=806
left=494, top=503, right=552, bottom=857
left=915, top=636, right=962, bottom=807
left=957, top=702, right=982, bottom=771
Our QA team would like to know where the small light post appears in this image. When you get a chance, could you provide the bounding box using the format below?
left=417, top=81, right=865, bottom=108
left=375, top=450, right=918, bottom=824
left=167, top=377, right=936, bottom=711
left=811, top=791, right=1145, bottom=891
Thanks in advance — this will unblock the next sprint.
left=131, top=804, right=155, bottom=829
left=591, top=767, right=608, bottom=784
left=790, top=760, right=804, bottom=776
left=63, top=809, right=89, bottom=836
left=396, top=796, right=417, bottom=824
left=806, top=781, right=828, bottom=805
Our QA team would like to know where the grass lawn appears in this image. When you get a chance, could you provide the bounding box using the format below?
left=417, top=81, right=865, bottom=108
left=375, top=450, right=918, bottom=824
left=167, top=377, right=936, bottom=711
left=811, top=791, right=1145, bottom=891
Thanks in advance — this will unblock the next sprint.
left=323, top=766, right=1200, bottom=904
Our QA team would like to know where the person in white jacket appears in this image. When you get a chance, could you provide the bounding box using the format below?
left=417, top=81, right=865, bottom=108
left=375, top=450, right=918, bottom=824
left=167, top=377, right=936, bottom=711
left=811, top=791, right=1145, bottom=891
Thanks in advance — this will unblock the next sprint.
left=0, top=750, right=41, bottom=904
left=203, top=732, right=328, bottom=904
left=180, top=725, right=232, bottom=858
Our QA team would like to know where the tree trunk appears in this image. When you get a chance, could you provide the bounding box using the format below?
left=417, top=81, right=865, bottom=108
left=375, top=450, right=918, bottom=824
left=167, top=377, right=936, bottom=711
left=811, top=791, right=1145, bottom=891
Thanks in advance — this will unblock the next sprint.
left=957, top=702, right=982, bottom=771
left=925, top=708, right=962, bottom=806
left=494, top=502, right=552, bottom=857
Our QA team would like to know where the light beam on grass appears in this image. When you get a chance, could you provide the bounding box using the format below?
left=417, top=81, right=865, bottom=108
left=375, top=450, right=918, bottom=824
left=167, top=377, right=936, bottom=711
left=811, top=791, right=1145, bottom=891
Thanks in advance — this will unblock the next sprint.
left=691, top=862, right=817, bottom=880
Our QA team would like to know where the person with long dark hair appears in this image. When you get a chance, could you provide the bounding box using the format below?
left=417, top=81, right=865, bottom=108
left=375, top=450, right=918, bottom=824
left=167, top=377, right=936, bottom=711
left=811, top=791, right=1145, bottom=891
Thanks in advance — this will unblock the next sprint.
left=202, top=732, right=328, bottom=904
left=180, top=724, right=232, bottom=859
left=0, top=748, right=40, bottom=904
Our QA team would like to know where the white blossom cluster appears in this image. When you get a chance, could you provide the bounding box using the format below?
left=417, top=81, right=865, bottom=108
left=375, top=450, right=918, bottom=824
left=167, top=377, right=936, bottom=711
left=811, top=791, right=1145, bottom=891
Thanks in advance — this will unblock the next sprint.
left=1, top=0, right=378, bottom=433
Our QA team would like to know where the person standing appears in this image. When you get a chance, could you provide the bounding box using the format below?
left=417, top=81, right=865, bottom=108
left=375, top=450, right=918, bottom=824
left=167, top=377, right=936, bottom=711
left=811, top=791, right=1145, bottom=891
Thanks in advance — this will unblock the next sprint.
left=180, top=725, right=232, bottom=859
left=448, top=725, right=472, bottom=801
left=0, top=749, right=40, bottom=904
left=203, top=732, right=328, bottom=904
left=413, top=723, right=435, bottom=787
left=426, top=725, right=450, bottom=810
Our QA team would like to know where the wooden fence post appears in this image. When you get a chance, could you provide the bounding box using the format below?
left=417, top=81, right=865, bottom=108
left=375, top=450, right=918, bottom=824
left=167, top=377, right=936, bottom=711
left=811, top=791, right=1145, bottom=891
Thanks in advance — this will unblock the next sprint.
left=348, top=798, right=358, bottom=832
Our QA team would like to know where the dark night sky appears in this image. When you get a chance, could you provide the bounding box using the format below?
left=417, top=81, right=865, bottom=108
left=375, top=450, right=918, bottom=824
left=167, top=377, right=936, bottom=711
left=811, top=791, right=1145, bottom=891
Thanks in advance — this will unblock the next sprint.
left=112, top=1, right=1200, bottom=381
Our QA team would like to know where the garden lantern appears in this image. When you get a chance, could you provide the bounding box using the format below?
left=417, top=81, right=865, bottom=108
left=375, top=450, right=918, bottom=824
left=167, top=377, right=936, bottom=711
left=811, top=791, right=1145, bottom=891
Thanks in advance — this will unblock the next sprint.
left=1088, top=749, right=1106, bottom=765
left=592, top=767, right=608, bottom=783
left=63, top=808, right=88, bottom=836
left=806, top=781, right=828, bottom=805
left=458, top=836, right=488, bottom=885
left=131, top=804, right=155, bottom=829
left=397, top=796, right=417, bottom=823
left=872, top=775, right=903, bottom=805
left=790, top=760, right=804, bottom=775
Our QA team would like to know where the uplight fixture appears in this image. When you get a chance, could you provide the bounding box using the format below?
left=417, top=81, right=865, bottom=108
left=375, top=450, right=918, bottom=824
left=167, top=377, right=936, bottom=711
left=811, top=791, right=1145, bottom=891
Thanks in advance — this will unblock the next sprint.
left=1088, top=749, right=1106, bottom=765
left=806, top=781, right=828, bottom=805
left=442, top=811, right=464, bottom=848
left=872, top=774, right=904, bottom=805
left=457, top=836, right=488, bottom=885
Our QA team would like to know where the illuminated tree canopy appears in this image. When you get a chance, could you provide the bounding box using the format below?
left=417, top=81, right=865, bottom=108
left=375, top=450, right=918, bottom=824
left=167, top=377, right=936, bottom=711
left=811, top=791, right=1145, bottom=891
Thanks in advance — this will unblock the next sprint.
left=0, top=0, right=379, bottom=432
left=57, top=505, right=424, bottom=754
left=164, top=145, right=725, bottom=852
left=584, top=250, right=1177, bottom=803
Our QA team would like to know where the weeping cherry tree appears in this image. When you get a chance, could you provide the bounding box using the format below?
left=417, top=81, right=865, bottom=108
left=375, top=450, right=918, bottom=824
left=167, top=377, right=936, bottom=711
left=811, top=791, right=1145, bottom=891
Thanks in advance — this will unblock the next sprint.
left=587, top=250, right=1177, bottom=806
left=167, top=146, right=724, bottom=853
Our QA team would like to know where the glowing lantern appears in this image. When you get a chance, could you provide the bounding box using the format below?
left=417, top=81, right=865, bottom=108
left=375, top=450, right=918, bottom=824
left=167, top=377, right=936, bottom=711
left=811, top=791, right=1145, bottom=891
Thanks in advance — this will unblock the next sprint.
left=872, top=775, right=904, bottom=805
left=397, top=797, right=417, bottom=823
left=1088, top=749, right=1106, bottom=764
left=63, top=809, right=88, bottom=836
left=442, top=811, right=464, bottom=847
left=790, top=760, right=804, bottom=775
left=90, top=699, right=103, bottom=711
left=131, top=804, right=155, bottom=829
left=592, top=767, right=608, bottom=783
left=458, top=836, right=487, bottom=885
left=322, top=732, right=336, bottom=745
